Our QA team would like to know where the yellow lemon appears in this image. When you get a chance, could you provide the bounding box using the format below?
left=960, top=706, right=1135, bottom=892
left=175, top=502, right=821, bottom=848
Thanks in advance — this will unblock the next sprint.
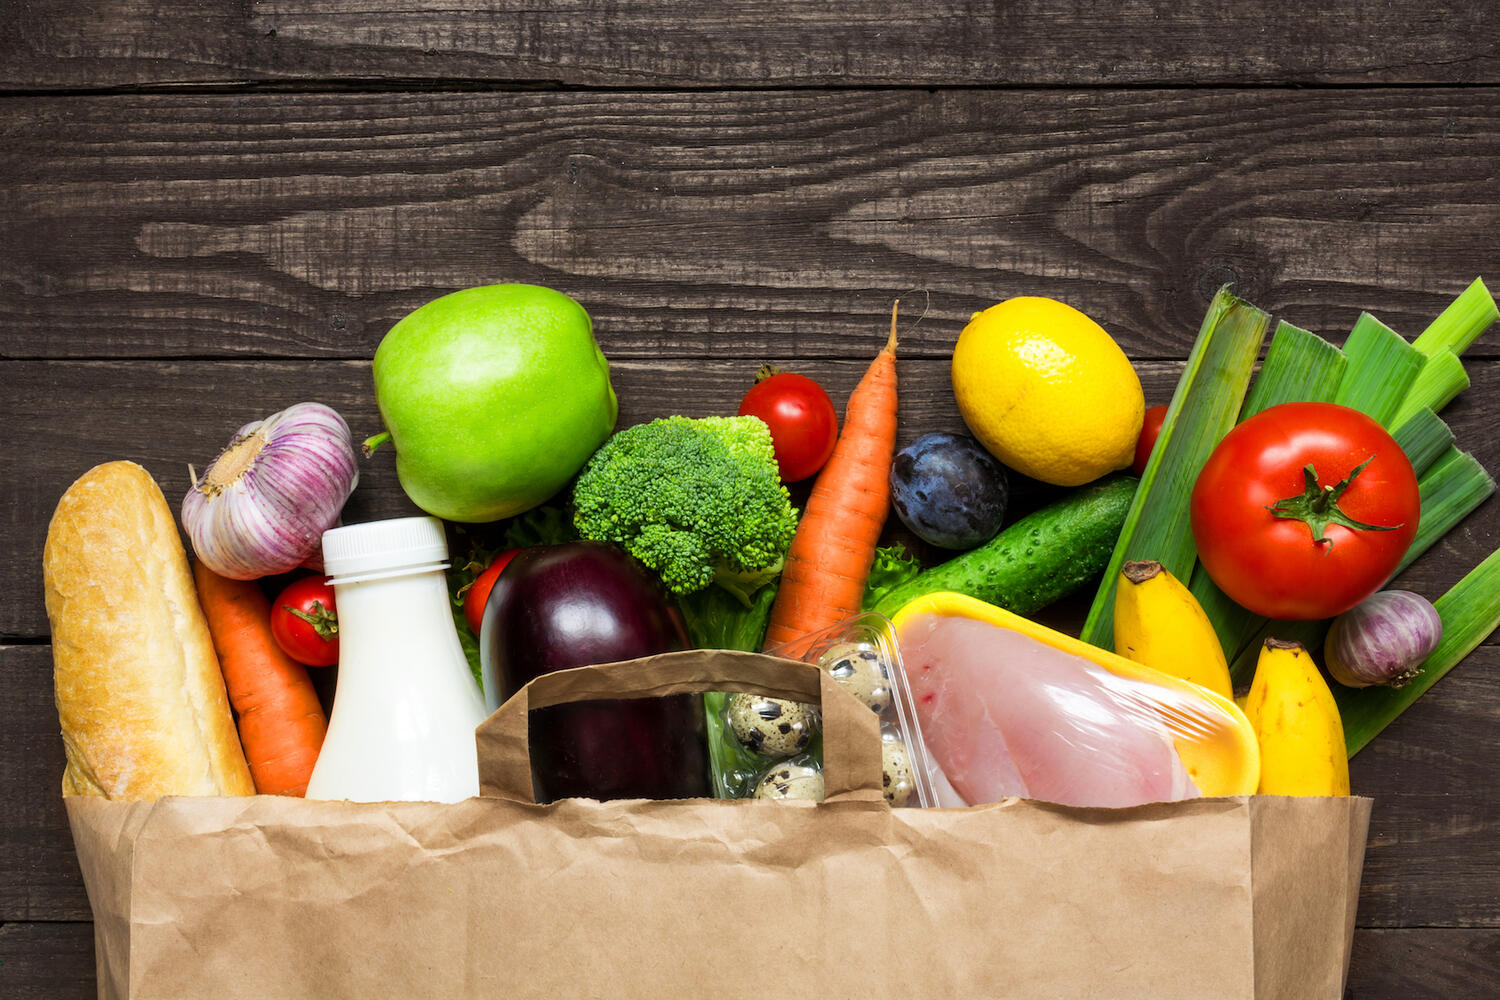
left=952, top=297, right=1143, bottom=486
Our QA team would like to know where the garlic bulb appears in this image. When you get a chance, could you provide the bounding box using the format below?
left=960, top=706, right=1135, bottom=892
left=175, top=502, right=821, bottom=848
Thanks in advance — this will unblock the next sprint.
left=183, top=402, right=360, bottom=579
left=1324, top=590, right=1441, bottom=689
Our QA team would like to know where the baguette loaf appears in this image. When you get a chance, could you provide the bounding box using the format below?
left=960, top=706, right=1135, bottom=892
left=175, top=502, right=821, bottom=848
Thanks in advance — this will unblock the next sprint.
left=43, top=461, right=254, bottom=799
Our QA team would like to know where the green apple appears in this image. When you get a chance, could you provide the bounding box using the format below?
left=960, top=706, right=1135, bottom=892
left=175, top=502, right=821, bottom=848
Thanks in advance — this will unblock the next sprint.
left=371, top=284, right=618, bottom=522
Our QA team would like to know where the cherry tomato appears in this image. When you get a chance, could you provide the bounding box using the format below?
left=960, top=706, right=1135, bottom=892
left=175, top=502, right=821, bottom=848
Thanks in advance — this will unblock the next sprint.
left=1131, top=404, right=1169, bottom=477
left=1190, top=402, right=1419, bottom=621
left=738, top=371, right=838, bottom=482
left=270, top=576, right=340, bottom=667
left=463, top=548, right=520, bottom=636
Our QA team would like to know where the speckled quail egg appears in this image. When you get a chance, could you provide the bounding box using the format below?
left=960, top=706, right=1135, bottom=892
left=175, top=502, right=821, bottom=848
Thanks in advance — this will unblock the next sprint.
left=881, top=737, right=916, bottom=807
left=752, top=761, right=825, bottom=801
left=726, top=693, right=819, bottom=757
left=818, top=641, right=892, bottom=715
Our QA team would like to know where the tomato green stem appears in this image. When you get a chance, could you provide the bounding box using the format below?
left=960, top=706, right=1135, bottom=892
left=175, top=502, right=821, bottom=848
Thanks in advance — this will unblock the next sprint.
left=1265, top=457, right=1401, bottom=545
left=284, top=601, right=339, bottom=640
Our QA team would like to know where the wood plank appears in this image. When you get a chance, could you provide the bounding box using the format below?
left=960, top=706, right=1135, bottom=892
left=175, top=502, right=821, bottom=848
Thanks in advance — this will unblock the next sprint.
left=7, top=356, right=1500, bottom=639
left=0, top=648, right=88, bottom=921
left=2, top=88, right=1498, bottom=361
left=0, top=922, right=95, bottom=999
left=1346, top=928, right=1500, bottom=996
left=3, top=1, right=1499, bottom=90
left=1349, top=663, right=1500, bottom=929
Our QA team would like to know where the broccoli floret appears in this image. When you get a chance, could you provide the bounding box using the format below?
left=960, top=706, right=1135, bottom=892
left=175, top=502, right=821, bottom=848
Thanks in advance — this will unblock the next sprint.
left=572, top=415, right=798, bottom=602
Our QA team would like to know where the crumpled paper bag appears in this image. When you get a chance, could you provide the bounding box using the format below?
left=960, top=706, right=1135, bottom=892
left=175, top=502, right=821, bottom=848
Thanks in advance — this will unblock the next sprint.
left=66, top=649, right=1371, bottom=999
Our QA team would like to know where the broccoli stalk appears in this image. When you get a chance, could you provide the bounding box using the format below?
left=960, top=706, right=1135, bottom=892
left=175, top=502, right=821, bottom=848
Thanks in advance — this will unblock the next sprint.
left=572, top=415, right=799, bottom=608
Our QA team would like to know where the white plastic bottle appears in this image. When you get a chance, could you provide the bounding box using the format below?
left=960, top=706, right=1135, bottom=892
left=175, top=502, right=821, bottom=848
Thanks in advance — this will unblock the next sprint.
left=306, top=516, right=489, bottom=803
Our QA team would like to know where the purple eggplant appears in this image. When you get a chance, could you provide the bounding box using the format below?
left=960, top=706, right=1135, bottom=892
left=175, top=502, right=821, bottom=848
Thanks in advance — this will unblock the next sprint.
left=479, top=541, right=710, bottom=803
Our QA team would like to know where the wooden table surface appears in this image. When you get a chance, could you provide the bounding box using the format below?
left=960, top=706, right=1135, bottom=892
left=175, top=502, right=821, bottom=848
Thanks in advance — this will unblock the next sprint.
left=4, top=2, right=1499, bottom=996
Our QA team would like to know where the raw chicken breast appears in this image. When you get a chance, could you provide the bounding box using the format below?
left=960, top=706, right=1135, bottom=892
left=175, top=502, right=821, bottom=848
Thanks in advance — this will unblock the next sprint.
left=899, top=613, right=1200, bottom=808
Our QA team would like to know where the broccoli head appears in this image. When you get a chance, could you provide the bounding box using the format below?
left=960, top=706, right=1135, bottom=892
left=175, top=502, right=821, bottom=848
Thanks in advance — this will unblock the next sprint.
left=572, top=415, right=799, bottom=602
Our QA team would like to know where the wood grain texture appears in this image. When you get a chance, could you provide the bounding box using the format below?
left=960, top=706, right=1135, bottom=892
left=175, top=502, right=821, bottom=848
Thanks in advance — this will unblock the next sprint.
left=3, top=88, right=1498, bottom=361
left=0, top=647, right=83, bottom=922
left=8, top=357, right=1500, bottom=639
left=4, top=1, right=1499, bottom=90
left=0, top=922, right=95, bottom=999
left=1346, top=929, right=1500, bottom=997
left=1349, top=664, right=1500, bottom=929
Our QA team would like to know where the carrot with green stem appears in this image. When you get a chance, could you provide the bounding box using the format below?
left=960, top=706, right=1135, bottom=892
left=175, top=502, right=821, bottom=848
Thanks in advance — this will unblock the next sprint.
left=193, top=562, right=327, bottom=796
left=764, top=300, right=901, bottom=651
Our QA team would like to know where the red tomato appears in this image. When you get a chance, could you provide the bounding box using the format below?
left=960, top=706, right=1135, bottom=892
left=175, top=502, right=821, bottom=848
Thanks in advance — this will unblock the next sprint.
left=1131, top=404, right=1169, bottom=477
left=1190, top=402, right=1419, bottom=621
left=463, top=549, right=520, bottom=636
left=270, top=576, right=340, bottom=667
left=738, top=371, right=838, bottom=482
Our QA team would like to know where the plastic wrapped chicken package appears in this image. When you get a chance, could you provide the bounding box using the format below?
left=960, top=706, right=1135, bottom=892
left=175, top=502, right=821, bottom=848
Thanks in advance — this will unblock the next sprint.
left=706, top=614, right=940, bottom=807
left=891, top=593, right=1260, bottom=809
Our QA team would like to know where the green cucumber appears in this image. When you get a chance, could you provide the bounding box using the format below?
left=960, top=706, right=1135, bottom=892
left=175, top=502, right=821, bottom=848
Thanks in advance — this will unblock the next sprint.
left=870, top=475, right=1138, bottom=620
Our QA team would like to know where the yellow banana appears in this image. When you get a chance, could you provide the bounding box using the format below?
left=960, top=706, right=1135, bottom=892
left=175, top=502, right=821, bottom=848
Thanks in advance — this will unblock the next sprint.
left=1112, top=560, right=1234, bottom=700
left=1243, top=639, right=1350, bottom=797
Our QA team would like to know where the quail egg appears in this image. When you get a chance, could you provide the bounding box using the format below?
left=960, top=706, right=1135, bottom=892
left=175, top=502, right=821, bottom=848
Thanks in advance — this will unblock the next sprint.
left=727, top=693, right=819, bottom=757
left=752, top=761, right=824, bottom=801
left=881, top=737, right=916, bottom=807
left=818, top=641, right=891, bottom=714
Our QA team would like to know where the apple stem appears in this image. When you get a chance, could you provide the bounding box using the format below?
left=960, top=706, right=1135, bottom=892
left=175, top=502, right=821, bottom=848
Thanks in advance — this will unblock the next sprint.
left=361, top=431, right=392, bottom=458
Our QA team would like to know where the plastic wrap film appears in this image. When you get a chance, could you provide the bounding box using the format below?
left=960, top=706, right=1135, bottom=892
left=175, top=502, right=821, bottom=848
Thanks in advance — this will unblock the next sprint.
left=892, top=593, right=1260, bottom=809
left=706, top=614, right=940, bottom=806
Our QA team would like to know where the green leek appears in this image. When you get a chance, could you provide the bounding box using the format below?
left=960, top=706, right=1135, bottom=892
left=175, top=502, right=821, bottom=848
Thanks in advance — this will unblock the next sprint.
left=1399, top=448, right=1497, bottom=574
left=1391, top=407, right=1456, bottom=479
left=1338, top=545, right=1500, bottom=755
left=1332, top=312, right=1426, bottom=427
left=1410, top=277, right=1498, bottom=357
left=1081, top=287, right=1267, bottom=648
left=1390, top=348, right=1468, bottom=428
left=1240, top=321, right=1346, bottom=420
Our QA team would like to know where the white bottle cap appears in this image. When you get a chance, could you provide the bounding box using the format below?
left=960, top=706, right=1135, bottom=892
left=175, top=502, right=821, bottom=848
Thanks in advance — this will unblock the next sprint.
left=322, top=516, right=450, bottom=584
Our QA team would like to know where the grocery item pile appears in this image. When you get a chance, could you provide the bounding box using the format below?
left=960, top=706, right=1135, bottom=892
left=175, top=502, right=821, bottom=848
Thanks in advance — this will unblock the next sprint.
left=43, top=278, right=1500, bottom=812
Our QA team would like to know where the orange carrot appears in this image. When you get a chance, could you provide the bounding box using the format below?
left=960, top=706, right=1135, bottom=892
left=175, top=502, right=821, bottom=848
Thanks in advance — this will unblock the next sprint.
left=764, top=301, right=901, bottom=651
left=193, top=562, right=327, bottom=796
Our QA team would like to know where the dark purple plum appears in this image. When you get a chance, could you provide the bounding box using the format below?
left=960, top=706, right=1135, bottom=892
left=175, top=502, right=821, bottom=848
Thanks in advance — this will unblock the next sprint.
left=889, top=432, right=1009, bottom=550
left=480, top=541, right=710, bottom=803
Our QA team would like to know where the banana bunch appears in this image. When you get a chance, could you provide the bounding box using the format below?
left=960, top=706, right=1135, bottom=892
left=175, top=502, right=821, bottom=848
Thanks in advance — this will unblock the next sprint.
left=1242, top=639, right=1350, bottom=796
left=1112, top=560, right=1234, bottom=700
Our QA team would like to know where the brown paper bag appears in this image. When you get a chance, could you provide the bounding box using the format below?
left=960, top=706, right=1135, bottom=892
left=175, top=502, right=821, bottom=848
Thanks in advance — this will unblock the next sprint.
left=66, top=649, right=1371, bottom=1000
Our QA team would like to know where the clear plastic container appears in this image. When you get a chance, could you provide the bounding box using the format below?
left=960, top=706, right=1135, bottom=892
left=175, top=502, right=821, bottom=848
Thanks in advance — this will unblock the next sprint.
left=706, top=613, right=939, bottom=808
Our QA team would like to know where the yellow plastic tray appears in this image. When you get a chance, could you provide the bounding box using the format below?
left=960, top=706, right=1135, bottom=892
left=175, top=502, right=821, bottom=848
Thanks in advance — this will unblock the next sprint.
left=890, top=592, right=1260, bottom=798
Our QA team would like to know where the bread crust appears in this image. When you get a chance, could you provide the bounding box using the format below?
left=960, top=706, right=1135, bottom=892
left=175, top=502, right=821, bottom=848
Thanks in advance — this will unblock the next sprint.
left=44, top=461, right=255, bottom=799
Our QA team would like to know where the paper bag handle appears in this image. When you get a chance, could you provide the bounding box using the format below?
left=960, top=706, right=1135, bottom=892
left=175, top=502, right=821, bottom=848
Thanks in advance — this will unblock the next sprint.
left=475, top=648, right=885, bottom=805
